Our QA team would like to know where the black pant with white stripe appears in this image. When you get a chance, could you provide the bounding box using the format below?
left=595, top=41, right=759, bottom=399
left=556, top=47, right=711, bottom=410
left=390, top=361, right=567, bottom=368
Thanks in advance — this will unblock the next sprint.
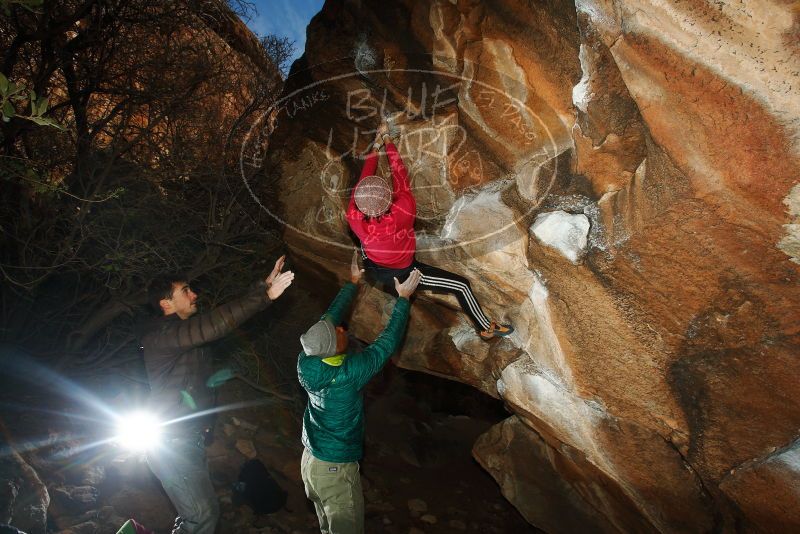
left=363, top=257, right=492, bottom=332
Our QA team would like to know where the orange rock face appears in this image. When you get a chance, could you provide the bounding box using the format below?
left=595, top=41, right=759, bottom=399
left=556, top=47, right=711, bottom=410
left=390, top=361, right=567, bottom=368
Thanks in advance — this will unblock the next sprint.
left=256, top=0, right=800, bottom=531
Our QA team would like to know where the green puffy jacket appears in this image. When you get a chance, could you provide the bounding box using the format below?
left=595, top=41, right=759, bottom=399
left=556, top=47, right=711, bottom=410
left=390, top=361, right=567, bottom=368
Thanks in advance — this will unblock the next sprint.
left=297, top=282, right=410, bottom=463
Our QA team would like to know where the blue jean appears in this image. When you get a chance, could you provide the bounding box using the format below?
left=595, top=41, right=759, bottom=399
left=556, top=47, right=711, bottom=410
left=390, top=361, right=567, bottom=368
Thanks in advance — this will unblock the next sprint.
left=146, top=437, right=219, bottom=534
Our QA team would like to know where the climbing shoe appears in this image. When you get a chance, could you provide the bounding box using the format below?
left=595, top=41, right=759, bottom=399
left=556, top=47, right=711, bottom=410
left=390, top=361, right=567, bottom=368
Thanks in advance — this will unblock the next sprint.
left=479, top=322, right=515, bottom=340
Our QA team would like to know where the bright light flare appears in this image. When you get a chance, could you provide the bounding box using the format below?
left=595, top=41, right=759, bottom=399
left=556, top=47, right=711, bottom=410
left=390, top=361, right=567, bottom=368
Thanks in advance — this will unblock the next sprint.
left=115, top=412, right=162, bottom=452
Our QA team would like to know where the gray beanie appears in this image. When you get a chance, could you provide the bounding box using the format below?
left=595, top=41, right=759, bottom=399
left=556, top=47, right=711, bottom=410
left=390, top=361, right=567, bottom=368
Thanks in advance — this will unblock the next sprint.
left=300, top=318, right=337, bottom=357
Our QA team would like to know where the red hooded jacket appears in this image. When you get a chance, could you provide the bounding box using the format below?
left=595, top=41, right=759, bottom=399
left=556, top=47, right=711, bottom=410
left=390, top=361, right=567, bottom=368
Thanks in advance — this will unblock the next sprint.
left=347, top=142, right=416, bottom=268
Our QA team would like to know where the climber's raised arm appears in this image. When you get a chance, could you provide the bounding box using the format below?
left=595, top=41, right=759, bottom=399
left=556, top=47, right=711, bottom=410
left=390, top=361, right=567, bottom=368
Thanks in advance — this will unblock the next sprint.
left=359, top=147, right=379, bottom=180
left=385, top=137, right=411, bottom=195
left=376, top=129, right=415, bottom=222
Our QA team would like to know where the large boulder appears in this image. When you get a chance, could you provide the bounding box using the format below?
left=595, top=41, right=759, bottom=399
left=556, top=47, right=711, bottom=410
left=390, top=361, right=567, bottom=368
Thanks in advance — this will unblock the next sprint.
left=259, top=0, right=800, bottom=531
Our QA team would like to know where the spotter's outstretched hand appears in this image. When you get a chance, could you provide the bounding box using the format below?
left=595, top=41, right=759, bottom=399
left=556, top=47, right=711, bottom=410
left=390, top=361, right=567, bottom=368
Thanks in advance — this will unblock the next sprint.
left=266, top=255, right=286, bottom=287
left=394, top=268, right=421, bottom=299
left=351, top=249, right=365, bottom=284
left=267, top=271, right=294, bottom=300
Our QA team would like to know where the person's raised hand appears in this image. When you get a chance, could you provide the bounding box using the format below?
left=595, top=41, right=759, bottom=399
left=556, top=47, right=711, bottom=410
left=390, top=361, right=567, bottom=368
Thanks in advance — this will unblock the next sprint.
left=351, top=249, right=365, bottom=284
left=267, top=270, right=294, bottom=300
left=377, top=120, right=389, bottom=138
left=394, top=268, right=421, bottom=299
left=266, top=254, right=286, bottom=287
left=372, top=121, right=390, bottom=150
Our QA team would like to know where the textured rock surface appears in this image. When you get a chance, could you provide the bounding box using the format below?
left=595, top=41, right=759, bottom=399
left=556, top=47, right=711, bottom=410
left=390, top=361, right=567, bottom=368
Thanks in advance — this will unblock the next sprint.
left=530, top=210, right=590, bottom=263
left=718, top=438, right=800, bottom=533
left=473, top=415, right=647, bottom=534
left=261, top=0, right=800, bottom=531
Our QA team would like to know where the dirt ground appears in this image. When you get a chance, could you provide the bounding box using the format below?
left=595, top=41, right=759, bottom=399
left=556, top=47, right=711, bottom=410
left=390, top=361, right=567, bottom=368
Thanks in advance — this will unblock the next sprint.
left=200, top=364, right=538, bottom=534
left=1, top=280, right=537, bottom=533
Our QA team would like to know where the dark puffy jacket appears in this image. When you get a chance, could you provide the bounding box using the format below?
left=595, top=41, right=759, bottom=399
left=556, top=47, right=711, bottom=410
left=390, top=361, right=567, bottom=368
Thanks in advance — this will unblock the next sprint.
left=140, top=282, right=271, bottom=434
left=298, top=282, right=410, bottom=463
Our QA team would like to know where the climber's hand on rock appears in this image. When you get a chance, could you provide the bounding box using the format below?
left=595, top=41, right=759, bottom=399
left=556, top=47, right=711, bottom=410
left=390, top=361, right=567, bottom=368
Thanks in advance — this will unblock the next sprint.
left=372, top=121, right=390, bottom=150
left=376, top=121, right=389, bottom=138
left=394, top=268, right=421, bottom=299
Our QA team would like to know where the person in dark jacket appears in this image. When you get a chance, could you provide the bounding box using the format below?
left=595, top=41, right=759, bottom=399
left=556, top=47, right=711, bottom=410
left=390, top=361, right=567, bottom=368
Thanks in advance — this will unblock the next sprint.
left=140, top=256, right=294, bottom=534
left=346, top=121, right=514, bottom=340
left=298, top=250, right=421, bottom=534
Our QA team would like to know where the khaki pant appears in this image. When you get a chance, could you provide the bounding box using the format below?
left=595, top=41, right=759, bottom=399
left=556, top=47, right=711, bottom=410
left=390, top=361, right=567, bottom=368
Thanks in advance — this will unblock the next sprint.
left=301, top=448, right=364, bottom=534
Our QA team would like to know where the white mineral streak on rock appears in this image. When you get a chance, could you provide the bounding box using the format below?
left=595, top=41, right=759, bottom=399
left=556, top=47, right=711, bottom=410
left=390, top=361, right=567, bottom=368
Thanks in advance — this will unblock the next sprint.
left=458, top=64, right=499, bottom=143
left=579, top=0, right=800, bottom=153
left=496, top=357, right=681, bottom=530
left=576, top=0, right=798, bottom=125
left=783, top=184, right=800, bottom=218
left=572, top=44, right=592, bottom=113
left=440, top=193, right=476, bottom=242
left=575, top=0, right=620, bottom=40
left=781, top=225, right=800, bottom=265
left=776, top=444, right=800, bottom=472
left=514, top=154, right=547, bottom=203
left=522, top=274, right=573, bottom=385
left=458, top=39, right=532, bottom=151
left=442, top=188, right=518, bottom=247
left=635, top=0, right=796, bottom=125
left=531, top=211, right=590, bottom=263
left=581, top=203, right=606, bottom=253
left=481, top=39, right=531, bottom=118
left=496, top=377, right=507, bottom=398
left=429, top=2, right=458, bottom=70
left=499, top=357, right=609, bottom=479
left=596, top=158, right=647, bottom=250
left=719, top=438, right=800, bottom=525
left=448, top=321, right=490, bottom=362
left=440, top=188, right=531, bottom=296
left=779, top=183, right=800, bottom=264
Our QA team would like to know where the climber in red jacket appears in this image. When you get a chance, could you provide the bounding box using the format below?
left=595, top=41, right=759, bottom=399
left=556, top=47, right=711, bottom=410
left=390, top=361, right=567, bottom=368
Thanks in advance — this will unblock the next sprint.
left=346, top=121, right=514, bottom=340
